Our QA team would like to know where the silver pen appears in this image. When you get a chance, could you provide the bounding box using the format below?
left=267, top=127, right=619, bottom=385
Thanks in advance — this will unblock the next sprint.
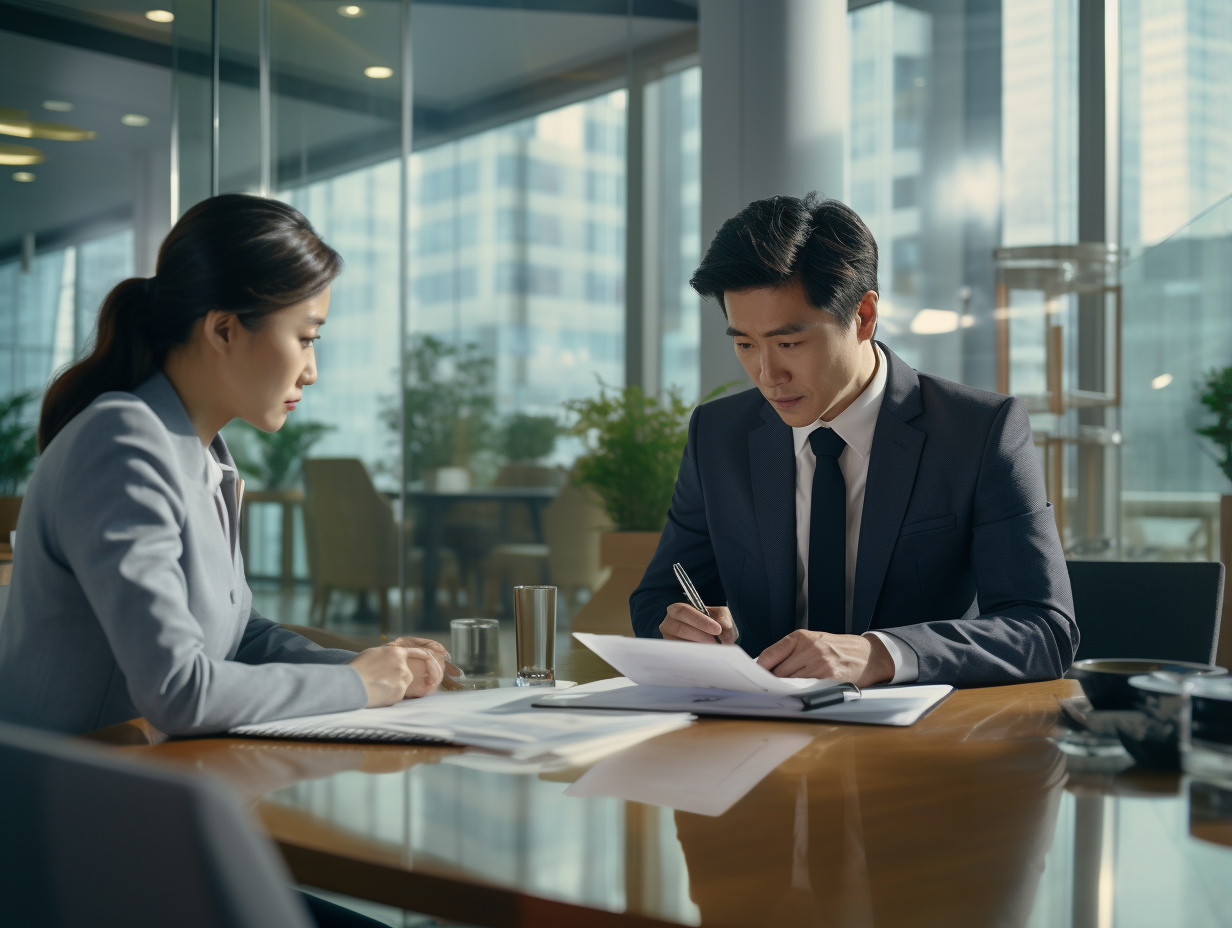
left=672, top=562, right=723, bottom=643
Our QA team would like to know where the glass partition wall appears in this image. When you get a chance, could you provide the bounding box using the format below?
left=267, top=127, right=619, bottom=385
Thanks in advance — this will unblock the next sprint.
left=0, top=1, right=699, bottom=642
left=1118, top=0, right=1232, bottom=568
left=168, top=0, right=699, bottom=637
left=8, top=0, right=1232, bottom=641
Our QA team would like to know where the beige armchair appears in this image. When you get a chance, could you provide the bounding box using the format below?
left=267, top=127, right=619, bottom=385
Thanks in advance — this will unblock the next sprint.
left=481, top=482, right=611, bottom=619
left=303, top=458, right=466, bottom=636
left=542, top=482, right=611, bottom=608
left=475, top=465, right=565, bottom=610
left=302, top=458, right=398, bottom=636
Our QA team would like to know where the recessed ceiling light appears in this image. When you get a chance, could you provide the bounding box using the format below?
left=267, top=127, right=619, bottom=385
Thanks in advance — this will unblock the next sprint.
left=1152, top=373, right=1174, bottom=390
left=12, top=172, right=35, bottom=183
left=364, top=66, right=393, bottom=79
left=0, top=144, right=45, bottom=166
left=121, top=114, right=150, bottom=127
left=0, top=118, right=96, bottom=141
left=145, top=9, right=174, bottom=23
left=338, top=5, right=364, bottom=17
left=42, top=100, right=73, bottom=113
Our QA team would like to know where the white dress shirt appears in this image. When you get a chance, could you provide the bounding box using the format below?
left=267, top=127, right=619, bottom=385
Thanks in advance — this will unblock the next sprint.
left=790, top=344, right=919, bottom=684
left=204, top=452, right=239, bottom=557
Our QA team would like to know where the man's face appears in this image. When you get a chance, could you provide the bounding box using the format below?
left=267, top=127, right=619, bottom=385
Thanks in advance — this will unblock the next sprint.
left=725, top=277, right=875, bottom=428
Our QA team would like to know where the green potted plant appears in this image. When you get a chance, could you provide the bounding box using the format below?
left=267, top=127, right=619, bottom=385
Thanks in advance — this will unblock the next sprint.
left=502, top=413, right=560, bottom=464
left=383, top=335, right=497, bottom=490
left=0, top=391, right=39, bottom=541
left=562, top=381, right=731, bottom=633
left=1196, top=366, right=1232, bottom=669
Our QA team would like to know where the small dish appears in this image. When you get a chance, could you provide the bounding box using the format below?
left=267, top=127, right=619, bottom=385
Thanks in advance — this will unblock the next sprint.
left=1109, top=673, right=1186, bottom=769
left=1067, top=659, right=1226, bottom=710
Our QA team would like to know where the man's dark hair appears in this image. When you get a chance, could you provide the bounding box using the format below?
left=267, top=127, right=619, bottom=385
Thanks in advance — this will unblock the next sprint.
left=689, top=194, right=879, bottom=326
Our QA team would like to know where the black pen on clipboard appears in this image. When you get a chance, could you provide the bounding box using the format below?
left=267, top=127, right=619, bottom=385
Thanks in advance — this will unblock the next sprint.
left=672, top=562, right=722, bottom=643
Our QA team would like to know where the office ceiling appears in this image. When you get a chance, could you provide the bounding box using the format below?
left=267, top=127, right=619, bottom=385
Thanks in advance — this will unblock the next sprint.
left=0, top=0, right=696, bottom=254
left=0, top=28, right=170, bottom=254
left=11, top=1, right=695, bottom=111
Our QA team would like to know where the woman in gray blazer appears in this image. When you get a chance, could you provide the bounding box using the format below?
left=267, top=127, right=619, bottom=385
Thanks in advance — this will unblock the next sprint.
left=0, top=194, right=446, bottom=737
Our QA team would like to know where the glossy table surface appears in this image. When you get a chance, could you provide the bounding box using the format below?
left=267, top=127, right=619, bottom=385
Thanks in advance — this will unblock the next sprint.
left=91, top=648, right=1232, bottom=928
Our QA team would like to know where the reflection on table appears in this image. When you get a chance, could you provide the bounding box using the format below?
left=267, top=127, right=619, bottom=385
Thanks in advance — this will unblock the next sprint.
left=93, top=653, right=1232, bottom=928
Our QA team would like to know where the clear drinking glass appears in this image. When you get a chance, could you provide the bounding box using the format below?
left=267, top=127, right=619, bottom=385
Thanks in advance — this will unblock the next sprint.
left=513, top=585, right=556, bottom=687
left=1182, top=676, right=1232, bottom=786
left=449, top=618, right=501, bottom=679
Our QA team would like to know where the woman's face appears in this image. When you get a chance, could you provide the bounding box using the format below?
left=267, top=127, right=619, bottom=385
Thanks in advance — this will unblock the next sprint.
left=228, top=287, right=330, bottom=432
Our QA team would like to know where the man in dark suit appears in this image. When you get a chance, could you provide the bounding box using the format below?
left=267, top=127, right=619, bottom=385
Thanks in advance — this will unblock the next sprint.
left=630, top=195, right=1077, bottom=687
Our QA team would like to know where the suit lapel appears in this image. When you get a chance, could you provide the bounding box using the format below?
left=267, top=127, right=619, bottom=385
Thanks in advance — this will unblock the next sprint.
left=851, top=345, right=925, bottom=635
left=748, top=405, right=798, bottom=644
left=135, top=373, right=243, bottom=578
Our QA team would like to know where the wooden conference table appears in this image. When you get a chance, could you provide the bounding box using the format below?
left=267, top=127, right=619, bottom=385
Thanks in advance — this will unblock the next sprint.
left=90, top=647, right=1232, bottom=928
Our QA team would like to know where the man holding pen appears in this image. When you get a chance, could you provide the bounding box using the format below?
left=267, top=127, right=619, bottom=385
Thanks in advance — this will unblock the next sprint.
left=630, top=195, right=1077, bottom=688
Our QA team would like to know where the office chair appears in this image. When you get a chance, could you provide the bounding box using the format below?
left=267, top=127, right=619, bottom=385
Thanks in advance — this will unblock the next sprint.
left=1067, top=560, right=1225, bottom=664
left=302, top=458, right=461, bottom=631
left=302, top=457, right=398, bottom=635
left=0, top=721, right=313, bottom=928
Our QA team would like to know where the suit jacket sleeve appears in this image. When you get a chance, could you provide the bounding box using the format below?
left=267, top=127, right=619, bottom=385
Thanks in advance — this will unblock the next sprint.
left=630, top=406, right=728, bottom=637
left=56, top=404, right=368, bottom=735
left=885, top=397, right=1079, bottom=685
left=231, top=604, right=357, bottom=665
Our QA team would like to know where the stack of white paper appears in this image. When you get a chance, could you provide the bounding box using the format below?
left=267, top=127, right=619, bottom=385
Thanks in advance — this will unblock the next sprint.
left=547, top=635, right=953, bottom=726
left=230, top=686, right=694, bottom=766
left=572, top=632, right=843, bottom=696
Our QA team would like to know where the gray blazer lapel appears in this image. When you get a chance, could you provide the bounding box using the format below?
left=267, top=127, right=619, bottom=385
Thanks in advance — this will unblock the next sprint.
left=133, top=373, right=240, bottom=575
left=748, top=403, right=798, bottom=643
left=851, top=345, right=925, bottom=635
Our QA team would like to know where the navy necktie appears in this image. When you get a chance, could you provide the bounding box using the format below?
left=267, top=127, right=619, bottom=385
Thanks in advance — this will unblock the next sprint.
left=807, top=427, right=847, bottom=634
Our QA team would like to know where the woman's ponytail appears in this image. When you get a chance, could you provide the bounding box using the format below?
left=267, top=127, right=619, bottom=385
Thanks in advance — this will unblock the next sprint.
left=38, top=277, right=163, bottom=451
left=36, top=194, right=342, bottom=451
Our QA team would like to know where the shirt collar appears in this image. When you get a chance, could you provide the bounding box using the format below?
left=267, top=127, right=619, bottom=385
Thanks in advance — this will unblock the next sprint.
left=791, top=343, right=888, bottom=459
left=204, top=448, right=236, bottom=495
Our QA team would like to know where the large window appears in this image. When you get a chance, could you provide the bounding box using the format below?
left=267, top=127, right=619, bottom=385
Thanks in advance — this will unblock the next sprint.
left=0, top=1, right=700, bottom=639
left=0, top=227, right=134, bottom=402
left=408, top=90, right=629, bottom=442
left=1118, top=0, right=1232, bottom=559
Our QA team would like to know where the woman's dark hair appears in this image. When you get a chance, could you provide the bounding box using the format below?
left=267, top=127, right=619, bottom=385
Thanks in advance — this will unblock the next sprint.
left=39, top=193, right=342, bottom=451
left=689, top=193, right=879, bottom=325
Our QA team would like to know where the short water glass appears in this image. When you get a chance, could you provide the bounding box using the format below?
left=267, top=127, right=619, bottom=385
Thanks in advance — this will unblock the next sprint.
left=450, top=618, right=501, bottom=679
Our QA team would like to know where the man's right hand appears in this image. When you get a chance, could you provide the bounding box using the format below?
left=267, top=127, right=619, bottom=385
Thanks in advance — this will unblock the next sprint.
left=350, top=646, right=416, bottom=707
left=659, top=603, right=738, bottom=644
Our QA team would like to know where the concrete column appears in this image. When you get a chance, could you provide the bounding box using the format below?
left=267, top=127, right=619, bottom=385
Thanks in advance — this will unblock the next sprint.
left=698, top=0, right=849, bottom=395
left=132, top=147, right=173, bottom=277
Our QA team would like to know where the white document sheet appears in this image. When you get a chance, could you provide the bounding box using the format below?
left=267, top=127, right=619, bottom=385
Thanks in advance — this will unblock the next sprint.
left=572, top=632, right=841, bottom=695
left=565, top=723, right=815, bottom=816
left=537, top=677, right=953, bottom=727
left=230, top=685, right=694, bottom=765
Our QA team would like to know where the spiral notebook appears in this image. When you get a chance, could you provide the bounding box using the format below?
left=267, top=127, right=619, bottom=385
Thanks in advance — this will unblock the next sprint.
left=230, top=686, right=694, bottom=766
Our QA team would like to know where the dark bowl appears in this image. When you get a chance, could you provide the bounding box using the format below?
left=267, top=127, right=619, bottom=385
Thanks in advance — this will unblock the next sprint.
left=1067, top=659, right=1226, bottom=710
left=1110, top=674, right=1186, bottom=770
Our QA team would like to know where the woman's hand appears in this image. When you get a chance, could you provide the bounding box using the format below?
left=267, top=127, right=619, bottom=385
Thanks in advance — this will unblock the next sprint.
left=398, top=646, right=446, bottom=697
left=350, top=647, right=416, bottom=707
left=384, top=636, right=460, bottom=679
